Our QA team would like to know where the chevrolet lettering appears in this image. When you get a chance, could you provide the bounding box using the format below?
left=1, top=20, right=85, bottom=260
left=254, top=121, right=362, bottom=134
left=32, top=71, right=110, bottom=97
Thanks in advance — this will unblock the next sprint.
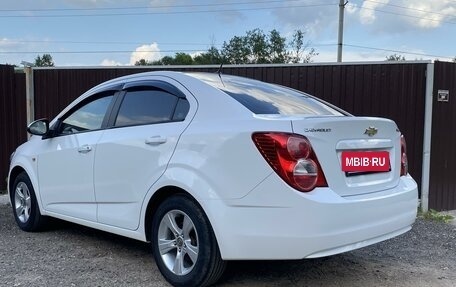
left=304, top=128, right=332, bottom=133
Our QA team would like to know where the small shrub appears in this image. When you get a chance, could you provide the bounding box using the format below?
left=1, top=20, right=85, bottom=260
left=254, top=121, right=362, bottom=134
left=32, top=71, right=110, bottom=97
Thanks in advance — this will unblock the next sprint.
left=419, top=209, right=454, bottom=223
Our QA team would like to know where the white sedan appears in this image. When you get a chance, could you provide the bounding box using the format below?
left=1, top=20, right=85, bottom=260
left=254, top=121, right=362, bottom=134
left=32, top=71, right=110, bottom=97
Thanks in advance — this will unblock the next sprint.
left=8, top=71, right=418, bottom=287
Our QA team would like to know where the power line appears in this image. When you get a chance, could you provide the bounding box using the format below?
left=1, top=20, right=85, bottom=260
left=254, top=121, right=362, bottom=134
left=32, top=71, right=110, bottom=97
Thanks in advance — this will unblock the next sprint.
left=2, top=0, right=452, bottom=27
left=1, top=40, right=221, bottom=46
left=344, top=44, right=454, bottom=60
left=0, top=43, right=451, bottom=61
left=0, top=0, right=314, bottom=12
left=358, top=6, right=456, bottom=25
left=1, top=0, right=451, bottom=21
left=364, top=0, right=456, bottom=19
left=0, top=43, right=337, bottom=55
left=0, top=3, right=337, bottom=18
left=0, top=49, right=202, bottom=54
left=1, top=39, right=336, bottom=47
left=386, top=0, right=456, bottom=5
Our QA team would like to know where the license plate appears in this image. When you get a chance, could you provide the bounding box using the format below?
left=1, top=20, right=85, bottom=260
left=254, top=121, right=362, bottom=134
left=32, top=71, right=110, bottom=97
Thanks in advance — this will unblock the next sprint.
left=341, top=151, right=390, bottom=172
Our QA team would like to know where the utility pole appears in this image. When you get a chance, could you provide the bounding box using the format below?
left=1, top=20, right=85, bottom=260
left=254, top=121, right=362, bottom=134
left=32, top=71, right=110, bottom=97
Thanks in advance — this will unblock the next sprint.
left=337, top=0, right=348, bottom=62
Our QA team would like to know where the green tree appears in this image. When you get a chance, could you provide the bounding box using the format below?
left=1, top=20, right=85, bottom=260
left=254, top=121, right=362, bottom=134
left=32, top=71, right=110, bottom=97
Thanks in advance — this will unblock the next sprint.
left=289, top=29, right=317, bottom=63
left=221, top=36, right=250, bottom=64
left=174, top=53, right=193, bottom=65
left=140, top=53, right=195, bottom=65
left=385, top=54, right=406, bottom=61
left=268, top=29, right=289, bottom=63
left=134, top=59, right=153, bottom=66
left=221, top=28, right=316, bottom=64
left=136, top=28, right=317, bottom=66
left=193, top=46, right=223, bottom=65
left=34, top=54, right=54, bottom=67
left=157, top=56, right=176, bottom=65
left=247, top=29, right=269, bottom=63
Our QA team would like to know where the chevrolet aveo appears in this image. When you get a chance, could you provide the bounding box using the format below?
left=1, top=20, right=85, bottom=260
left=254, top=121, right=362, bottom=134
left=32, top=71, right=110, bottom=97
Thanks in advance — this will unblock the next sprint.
left=8, top=71, right=418, bottom=286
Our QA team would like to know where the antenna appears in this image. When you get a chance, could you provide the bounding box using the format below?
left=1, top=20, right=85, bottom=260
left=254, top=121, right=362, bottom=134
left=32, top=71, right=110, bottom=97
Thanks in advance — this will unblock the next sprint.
left=216, top=63, right=223, bottom=77
left=216, top=62, right=225, bottom=87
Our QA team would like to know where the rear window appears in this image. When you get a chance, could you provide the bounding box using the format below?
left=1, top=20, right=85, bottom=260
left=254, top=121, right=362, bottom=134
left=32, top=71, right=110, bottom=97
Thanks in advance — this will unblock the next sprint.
left=190, top=73, right=344, bottom=116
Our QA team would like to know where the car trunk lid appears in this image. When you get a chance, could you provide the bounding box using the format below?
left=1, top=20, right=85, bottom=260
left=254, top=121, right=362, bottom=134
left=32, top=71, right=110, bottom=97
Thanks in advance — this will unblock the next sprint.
left=291, top=116, right=402, bottom=197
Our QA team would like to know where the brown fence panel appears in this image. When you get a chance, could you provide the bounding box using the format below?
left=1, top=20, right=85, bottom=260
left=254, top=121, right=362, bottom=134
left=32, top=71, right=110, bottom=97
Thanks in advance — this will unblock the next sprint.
left=429, top=61, right=456, bottom=211
left=32, top=63, right=427, bottom=194
left=0, top=66, right=27, bottom=191
left=282, top=64, right=426, bottom=188
left=33, top=67, right=220, bottom=119
left=35, top=68, right=148, bottom=119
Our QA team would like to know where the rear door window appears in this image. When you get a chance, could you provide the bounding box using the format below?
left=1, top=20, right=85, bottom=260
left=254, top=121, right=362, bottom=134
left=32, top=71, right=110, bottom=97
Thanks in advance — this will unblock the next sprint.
left=114, top=88, right=186, bottom=127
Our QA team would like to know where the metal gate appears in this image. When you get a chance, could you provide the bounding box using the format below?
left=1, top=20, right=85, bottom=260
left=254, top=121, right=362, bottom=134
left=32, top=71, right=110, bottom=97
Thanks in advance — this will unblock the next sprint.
left=429, top=61, right=456, bottom=210
left=32, top=63, right=427, bottom=192
left=0, top=62, right=430, bottom=200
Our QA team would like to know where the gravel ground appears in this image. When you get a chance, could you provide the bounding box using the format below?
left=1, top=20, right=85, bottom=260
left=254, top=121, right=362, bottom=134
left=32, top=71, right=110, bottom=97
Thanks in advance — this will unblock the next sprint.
left=0, top=195, right=455, bottom=287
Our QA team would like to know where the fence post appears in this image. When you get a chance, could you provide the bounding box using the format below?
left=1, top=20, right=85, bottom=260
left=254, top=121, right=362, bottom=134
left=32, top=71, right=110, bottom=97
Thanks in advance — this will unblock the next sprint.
left=420, top=63, right=434, bottom=212
left=24, top=66, right=34, bottom=127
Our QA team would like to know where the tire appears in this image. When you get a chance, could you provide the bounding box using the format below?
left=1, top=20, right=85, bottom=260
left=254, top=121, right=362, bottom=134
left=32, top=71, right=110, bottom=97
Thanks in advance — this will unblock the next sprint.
left=151, top=195, right=226, bottom=287
left=11, top=172, right=47, bottom=232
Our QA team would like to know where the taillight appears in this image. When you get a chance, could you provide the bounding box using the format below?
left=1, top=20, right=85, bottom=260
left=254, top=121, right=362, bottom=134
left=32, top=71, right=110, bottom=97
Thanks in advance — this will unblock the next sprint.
left=252, top=132, right=327, bottom=192
left=400, top=135, right=408, bottom=176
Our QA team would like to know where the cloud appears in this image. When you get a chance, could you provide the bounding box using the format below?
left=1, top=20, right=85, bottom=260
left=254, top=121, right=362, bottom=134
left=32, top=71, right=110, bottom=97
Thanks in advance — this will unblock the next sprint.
left=149, top=0, right=177, bottom=9
left=129, top=42, right=162, bottom=65
left=359, top=0, right=390, bottom=25
left=189, top=51, right=205, bottom=58
left=100, top=59, right=123, bottom=66
left=314, top=45, right=431, bottom=63
left=0, top=38, right=22, bottom=51
left=356, top=0, right=456, bottom=30
left=406, top=0, right=456, bottom=29
left=268, top=0, right=455, bottom=39
left=314, top=49, right=386, bottom=63
left=0, top=42, right=22, bottom=65
left=345, top=2, right=358, bottom=15
left=271, top=1, right=337, bottom=37
left=217, top=10, right=245, bottom=23
left=150, top=0, right=176, bottom=6
left=63, top=0, right=111, bottom=8
left=0, top=37, right=51, bottom=65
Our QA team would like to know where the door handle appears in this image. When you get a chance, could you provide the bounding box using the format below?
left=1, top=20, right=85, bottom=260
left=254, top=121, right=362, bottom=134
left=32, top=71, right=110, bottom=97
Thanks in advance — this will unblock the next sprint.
left=145, top=136, right=167, bottom=145
left=78, top=145, right=92, bottom=153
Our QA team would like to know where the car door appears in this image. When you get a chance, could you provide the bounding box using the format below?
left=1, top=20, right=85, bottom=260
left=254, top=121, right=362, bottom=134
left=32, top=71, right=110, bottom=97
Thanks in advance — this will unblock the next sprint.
left=37, top=91, right=116, bottom=221
left=94, top=79, right=193, bottom=230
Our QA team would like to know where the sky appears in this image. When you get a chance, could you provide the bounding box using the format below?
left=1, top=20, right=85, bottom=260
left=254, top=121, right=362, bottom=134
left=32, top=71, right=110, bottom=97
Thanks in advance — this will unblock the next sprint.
left=0, top=0, right=454, bottom=66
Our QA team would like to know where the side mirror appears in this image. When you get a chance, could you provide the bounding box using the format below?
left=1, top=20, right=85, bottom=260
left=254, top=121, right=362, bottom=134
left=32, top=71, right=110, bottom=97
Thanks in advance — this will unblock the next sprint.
left=27, top=119, right=49, bottom=136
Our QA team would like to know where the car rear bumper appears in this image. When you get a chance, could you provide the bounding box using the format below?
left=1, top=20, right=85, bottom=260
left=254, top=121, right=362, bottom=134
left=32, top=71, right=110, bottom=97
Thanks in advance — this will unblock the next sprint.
left=202, top=174, right=418, bottom=260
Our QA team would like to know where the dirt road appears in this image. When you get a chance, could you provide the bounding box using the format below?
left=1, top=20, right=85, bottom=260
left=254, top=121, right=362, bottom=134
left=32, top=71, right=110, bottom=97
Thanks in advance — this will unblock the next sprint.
left=0, top=196, right=455, bottom=287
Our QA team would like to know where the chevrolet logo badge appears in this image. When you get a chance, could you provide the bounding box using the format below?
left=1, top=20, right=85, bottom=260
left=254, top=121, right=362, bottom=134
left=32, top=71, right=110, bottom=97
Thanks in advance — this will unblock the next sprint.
left=364, top=126, right=378, bottom=137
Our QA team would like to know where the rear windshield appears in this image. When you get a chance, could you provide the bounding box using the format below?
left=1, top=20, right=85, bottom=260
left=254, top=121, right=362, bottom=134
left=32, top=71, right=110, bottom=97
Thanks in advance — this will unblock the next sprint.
left=190, top=73, right=344, bottom=116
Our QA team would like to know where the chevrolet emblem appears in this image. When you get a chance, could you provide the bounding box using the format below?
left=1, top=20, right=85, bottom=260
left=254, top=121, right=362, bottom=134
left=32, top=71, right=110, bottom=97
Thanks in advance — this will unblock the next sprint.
left=364, top=126, right=378, bottom=137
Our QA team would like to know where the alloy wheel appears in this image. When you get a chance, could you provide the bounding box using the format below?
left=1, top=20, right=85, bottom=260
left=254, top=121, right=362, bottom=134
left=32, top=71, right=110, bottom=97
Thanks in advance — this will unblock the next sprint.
left=157, top=209, right=199, bottom=276
left=14, top=182, right=32, bottom=223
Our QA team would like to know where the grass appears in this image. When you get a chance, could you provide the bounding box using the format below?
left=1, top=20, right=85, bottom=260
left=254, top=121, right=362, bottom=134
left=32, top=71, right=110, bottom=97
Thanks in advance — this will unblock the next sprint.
left=419, top=208, right=454, bottom=223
